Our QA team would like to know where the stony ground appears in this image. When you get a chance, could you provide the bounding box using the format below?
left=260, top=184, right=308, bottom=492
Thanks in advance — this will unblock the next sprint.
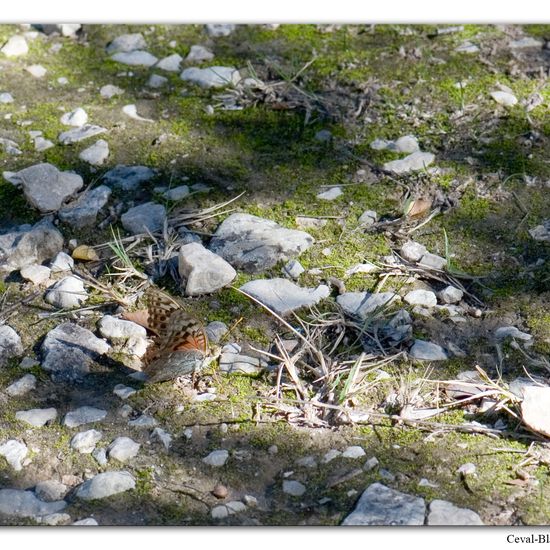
left=0, top=23, right=550, bottom=526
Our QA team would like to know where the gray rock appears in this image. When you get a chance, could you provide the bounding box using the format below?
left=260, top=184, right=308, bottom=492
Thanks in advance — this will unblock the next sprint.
left=79, top=139, right=109, bottom=165
left=72, top=517, right=99, bottom=525
left=41, top=322, right=110, bottom=382
left=50, top=251, right=74, bottom=272
left=70, top=429, right=103, bottom=453
left=186, top=45, right=214, bottom=63
left=0, top=137, right=22, bottom=155
left=203, top=449, right=229, bottom=467
left=156, top=53, right=183, bottom=72
left=205, top=321, right=228, bottom=344
left=45, top=276, right=88, bottom=309
left=455, top=41, right=479, bottom=53
left=210, top=213, right=314, bottom=272
left=128, top=415, right=157, bottom=429
left=34, top=480, right=67, bottom=502
left=64, top=406, right=107, bottom=428
left=19, top=357, right=39, bottom=369
left=391, top=135, right=420, bottom=153
left=163, top=185, right=190, bottom=200
left=75, top=471, right=135, bottom=500
left=383, top=152, right=435, bottom=174
left=418, top=252, right=446, bottom=270
left=240, top=278, right=330, bottom=316
left=6, top=374, right=37, bottom=396
left=282, top=480, right=306, bottom=496
left=92, top=447, right=108, bottom=466
left=211, top=505, right=229, bottom=519
left=509, top=37, right=543, bottom=49
left=60, top=108, right=88, bottom=127
left=404, top=289, right=437, bottom=308
left=520, top=386, right=550, bottom=438
left=11, top=163, right=83, bottom=213
left=106, top=33, right=147, bottom=54
left=180, top=66, right=241, bottom=88
left=111, top=51, right=158, bottom=67
left=15, top=408, right=57, bottom=427
left=0, top=92, right=14, bottom=103
left=0, top=489, right=66, bottom=518
left=342, top=446, right=366, bottom=459
left=102, top=165, right=155, bottom=191
left=529, top=220, right=550, bottom=242
left=34, top=137, right=54, bottom=151
left=107, top=437, right=140, bottom=462
left=495, top=326, right=532, bottom=342
left=322, top=449, right=342, bottom=463
left=58, top=185, right=112, bottom=228
left=342, top=483, right=425, bottom=525
left=382, top=309, right=412, bottom=345
left=490, top=90, right=518, bottom=107
left=364, top=457, right=380, bottom=471
left=98, top=315, right=146, bottom=341
left=100, top=84, right=124, bottom=99
left=58, top=124, right=107, bottom=145
left=151, top=427, right=173, bottom=450
left=0, top=440, right=28, bottom=470
left=178, top=242, right=236, bottom=295
left=438, top=285, right=463, bottom=304
left=358, top=210, right=378, bottom=226
left=282, top=259, right=305, bottom=279
left=1, top=35, right=28, bottom=57
left=400, top=241, right=427, bottom=262
left=409, top=340, right=448, bottom=361
left=317, top=187, right=343, bottom=200
left=315, top=129, right=332, bottom=142
left=205, top=24, right=236, bottom=37
left=219, top=343, right=268, bottom=375
left=113, top=384, right=137, bottom=399
left=428, top=500, right=483, bottom=525
left=38, top=513, right=71, bottom=525
left=509, top=376, right=545, bottom=398
left=0, top=325, right=23, bottom=366
left=121, top=202, right=166, bottom=235
left=147, top=74, right=168, bottom=88
left=337, top=292, right=398, bottom=320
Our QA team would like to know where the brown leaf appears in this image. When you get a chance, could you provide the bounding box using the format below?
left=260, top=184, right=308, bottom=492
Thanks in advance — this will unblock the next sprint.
left=72, top=245, right=99, bottom=261
left=406, top=198, right=432, bottom=219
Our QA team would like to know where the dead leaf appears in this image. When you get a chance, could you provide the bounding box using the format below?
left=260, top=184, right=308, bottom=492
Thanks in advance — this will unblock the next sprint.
left=72, top=245, right=99, bottom=261
left=405, top=198, right=432, bottom=219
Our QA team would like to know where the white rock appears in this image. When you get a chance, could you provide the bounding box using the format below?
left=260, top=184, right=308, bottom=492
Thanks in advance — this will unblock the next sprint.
left=72, top=518, right=99, bottom=525
left=59, top=124, right=107, bottom=144
left=107, top=437, right=140, bottom=462
left=128, top=415, right=157, bottom=429
left=0, top=92, right=14, bottom=103
left=495, top=326, right=532, bottom=342
left=34, top=137, right=54, bottom=151
left=384, top=151, right=435, bottom=174
left=364, top=457, right=380, bottom=471
left=282, top=480, right=306, bottom=496
left=438, top=285, right=463, bottom=304
left=1, top=35, right=28, bottom=57
left=428, top=500, right=483, bottom=525
left=20, top=264, right=51, bottom=285
left=317, top=186, right=343, bottom=200
left=418, top=252, right=446, bottom=270
left=79, top=139, right=109, bottom=165
left=178, top=242, right=237, bottom=295
left=122, top=104, right=154, bottom=122
left=98, top=315, right=146, bottom=341
left=113, top=384, right=137, bottom=399
left=455, top=41, right=479, bottom=53
left=35, top=480, right=67, bottom=502
left=391, top=135, right=420, bottom=153
left=240, top=278, right=330, bottom=316
left=404, top=289, right=437, bottom=308
left=358, top=210, right=378, bottom=226
left=180, top=66, right=241, bottom=88
left=186, top=45, right=214, bottom=63
left=282, top=259, right=305, bottom=279
left=520, top=386, right=550, bottom=437
left=70, top=430, right=103, bottom=454
left=0, top=440, right=28, bottom=470
left=26, top=65, right=47, bottom=78
left=342, top=446, right=366, bottom=459
left=111, top=51, right=158, bottom=67
left=344, top=262, right=378, bottom=276
left=75, top=471, right=135, bottom=500
left=6, top=374, right=37, bottom=397
left=409, top=340, right=448, bottom=361
left=203, top=450, right=229, bottom=467
left=490, top=91, right=518, bottom=107
left=147, top=74, right=168, bottom=88
left=106, top=33, right=147, bottom=54
left=0, top=489, right=66, bottom=518
left=64, top=406, right=107, bottom=428
left=60, top=108, right=88, bottom=127
left=205, top=24, right=236, bottom=37
left=322, top=449, right=342, bottom=463
left=92, top=447, right=108, bottom=466
left=155, top=53, right=182, bottom=72
left=100, top=84, right=124, bottom=99
left=151, top=427, right=172, bottom=450
left=15, top=408, right=57, bottom=427
left=336, top=292, right=398, bottom=320
left=45, top=276, right=88, bottom=309
left=50, top=251, right=74, bottom=272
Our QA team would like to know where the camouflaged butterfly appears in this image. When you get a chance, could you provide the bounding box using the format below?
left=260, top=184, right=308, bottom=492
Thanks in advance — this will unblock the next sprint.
left=141, top=288, right=208, bottom=384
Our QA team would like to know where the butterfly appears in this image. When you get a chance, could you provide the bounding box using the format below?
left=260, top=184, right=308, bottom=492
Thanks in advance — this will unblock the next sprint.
left=139, top=288, right=208, bottom=384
